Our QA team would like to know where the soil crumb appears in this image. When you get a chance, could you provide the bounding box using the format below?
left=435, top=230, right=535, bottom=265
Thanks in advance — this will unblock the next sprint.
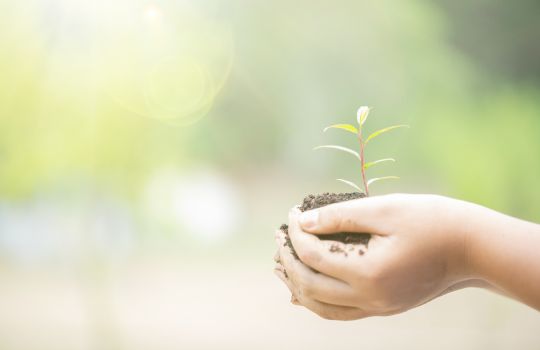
left=280, top=224, right=299, bottom=260
left=329, top=243, right=347, bottom=257
left=279, top=192, right=371, bottom=259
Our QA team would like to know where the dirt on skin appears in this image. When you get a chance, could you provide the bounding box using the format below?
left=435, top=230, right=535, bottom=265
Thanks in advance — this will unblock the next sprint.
left=280, top=192, right=371, bottom=259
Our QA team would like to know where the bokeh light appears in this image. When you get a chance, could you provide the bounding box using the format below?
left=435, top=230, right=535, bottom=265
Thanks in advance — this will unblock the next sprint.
left=144, top=166, right=241, bottom=241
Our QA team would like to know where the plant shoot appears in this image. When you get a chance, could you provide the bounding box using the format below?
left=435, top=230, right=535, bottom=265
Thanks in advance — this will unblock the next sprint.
left=314, top=106, right=408, bottom=196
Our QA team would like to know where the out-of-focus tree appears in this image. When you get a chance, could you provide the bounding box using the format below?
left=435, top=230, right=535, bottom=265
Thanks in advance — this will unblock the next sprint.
left=435, top=0, right=540, bottom=83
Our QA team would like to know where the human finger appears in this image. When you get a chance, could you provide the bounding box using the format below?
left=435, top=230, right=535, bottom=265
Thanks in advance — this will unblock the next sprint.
left=286, top=210, right=365, bottom=281
left=298, top=195, right=394, bottom=235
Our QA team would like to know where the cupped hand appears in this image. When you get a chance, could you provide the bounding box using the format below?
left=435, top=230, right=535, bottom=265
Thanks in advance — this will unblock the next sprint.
left=274, top=193, right=491, bottom=320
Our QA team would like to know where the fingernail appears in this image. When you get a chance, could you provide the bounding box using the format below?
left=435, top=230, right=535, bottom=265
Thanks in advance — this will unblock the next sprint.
left=299, top=210, right=319, bottom=229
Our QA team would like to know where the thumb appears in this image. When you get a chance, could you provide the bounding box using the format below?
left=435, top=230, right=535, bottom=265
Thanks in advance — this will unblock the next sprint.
left=298, top=196, right=387, bottom=235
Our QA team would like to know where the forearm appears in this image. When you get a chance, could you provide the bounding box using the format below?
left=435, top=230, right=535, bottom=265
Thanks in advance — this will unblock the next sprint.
left=464, top=201, right=540, bottom=310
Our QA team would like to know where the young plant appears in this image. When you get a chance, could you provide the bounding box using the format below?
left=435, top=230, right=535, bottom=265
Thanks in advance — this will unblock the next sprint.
left=314, top=106, right=408, bottom=196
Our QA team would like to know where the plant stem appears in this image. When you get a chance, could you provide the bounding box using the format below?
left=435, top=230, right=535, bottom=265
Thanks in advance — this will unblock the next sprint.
left=358, top=128, right=369, bottom=196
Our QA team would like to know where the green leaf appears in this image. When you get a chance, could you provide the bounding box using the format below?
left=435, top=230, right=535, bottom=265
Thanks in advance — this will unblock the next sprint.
left=367, top=176, right=400, bottom=187
left=357, top=106, right=370, bottom=126
left=364, top=125, right=409, bottom=144
left=363, top=158, right=395, bottom=170
left=336, top=178, right=363, bottom=192
left=313, top=145, right=360, bottom=160
left=323, top=124, right=358, bottom=134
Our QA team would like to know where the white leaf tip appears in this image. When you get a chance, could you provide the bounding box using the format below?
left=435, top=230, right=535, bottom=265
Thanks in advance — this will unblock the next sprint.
left=356, top=106, right=370, bottom=125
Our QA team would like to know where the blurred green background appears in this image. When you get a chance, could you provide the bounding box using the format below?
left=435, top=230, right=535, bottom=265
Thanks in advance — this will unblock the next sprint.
left=0, top=0, right=539, bottom=349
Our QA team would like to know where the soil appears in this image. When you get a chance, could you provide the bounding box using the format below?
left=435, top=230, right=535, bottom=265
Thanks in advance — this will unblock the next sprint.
left=280, top=192, right=371, bottom=259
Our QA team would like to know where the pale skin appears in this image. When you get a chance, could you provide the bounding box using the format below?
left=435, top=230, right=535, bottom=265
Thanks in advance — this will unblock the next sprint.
left=274, top=193, right=540, bottom=320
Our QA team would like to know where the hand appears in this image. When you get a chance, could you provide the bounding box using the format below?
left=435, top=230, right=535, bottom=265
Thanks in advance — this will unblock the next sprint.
left=274, top=193, right=498, bottom=320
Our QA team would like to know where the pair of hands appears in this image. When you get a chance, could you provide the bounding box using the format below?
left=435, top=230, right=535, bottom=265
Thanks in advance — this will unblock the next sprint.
left=274, top=193, right=539, bottom=320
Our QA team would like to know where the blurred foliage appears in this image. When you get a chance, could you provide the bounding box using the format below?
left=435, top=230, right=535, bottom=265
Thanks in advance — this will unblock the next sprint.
left=435, top=0, right=540, bottom=84
left=0, top=0, right=539, bottom=222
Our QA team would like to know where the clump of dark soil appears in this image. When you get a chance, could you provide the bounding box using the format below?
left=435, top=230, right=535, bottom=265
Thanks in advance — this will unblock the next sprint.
left=280, top=192, right=371, bottom=259
left=298, top=192, right=364, bottom=211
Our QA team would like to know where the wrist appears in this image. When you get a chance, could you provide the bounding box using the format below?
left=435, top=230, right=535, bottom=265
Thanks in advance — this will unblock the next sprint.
left=461, top=201, right=540, bottom=285
left=441, top=197, right=482, bottom=282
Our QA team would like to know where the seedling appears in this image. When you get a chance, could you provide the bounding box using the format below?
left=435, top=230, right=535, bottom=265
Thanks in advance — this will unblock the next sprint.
left=314, top=106, right=408, bottom=196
